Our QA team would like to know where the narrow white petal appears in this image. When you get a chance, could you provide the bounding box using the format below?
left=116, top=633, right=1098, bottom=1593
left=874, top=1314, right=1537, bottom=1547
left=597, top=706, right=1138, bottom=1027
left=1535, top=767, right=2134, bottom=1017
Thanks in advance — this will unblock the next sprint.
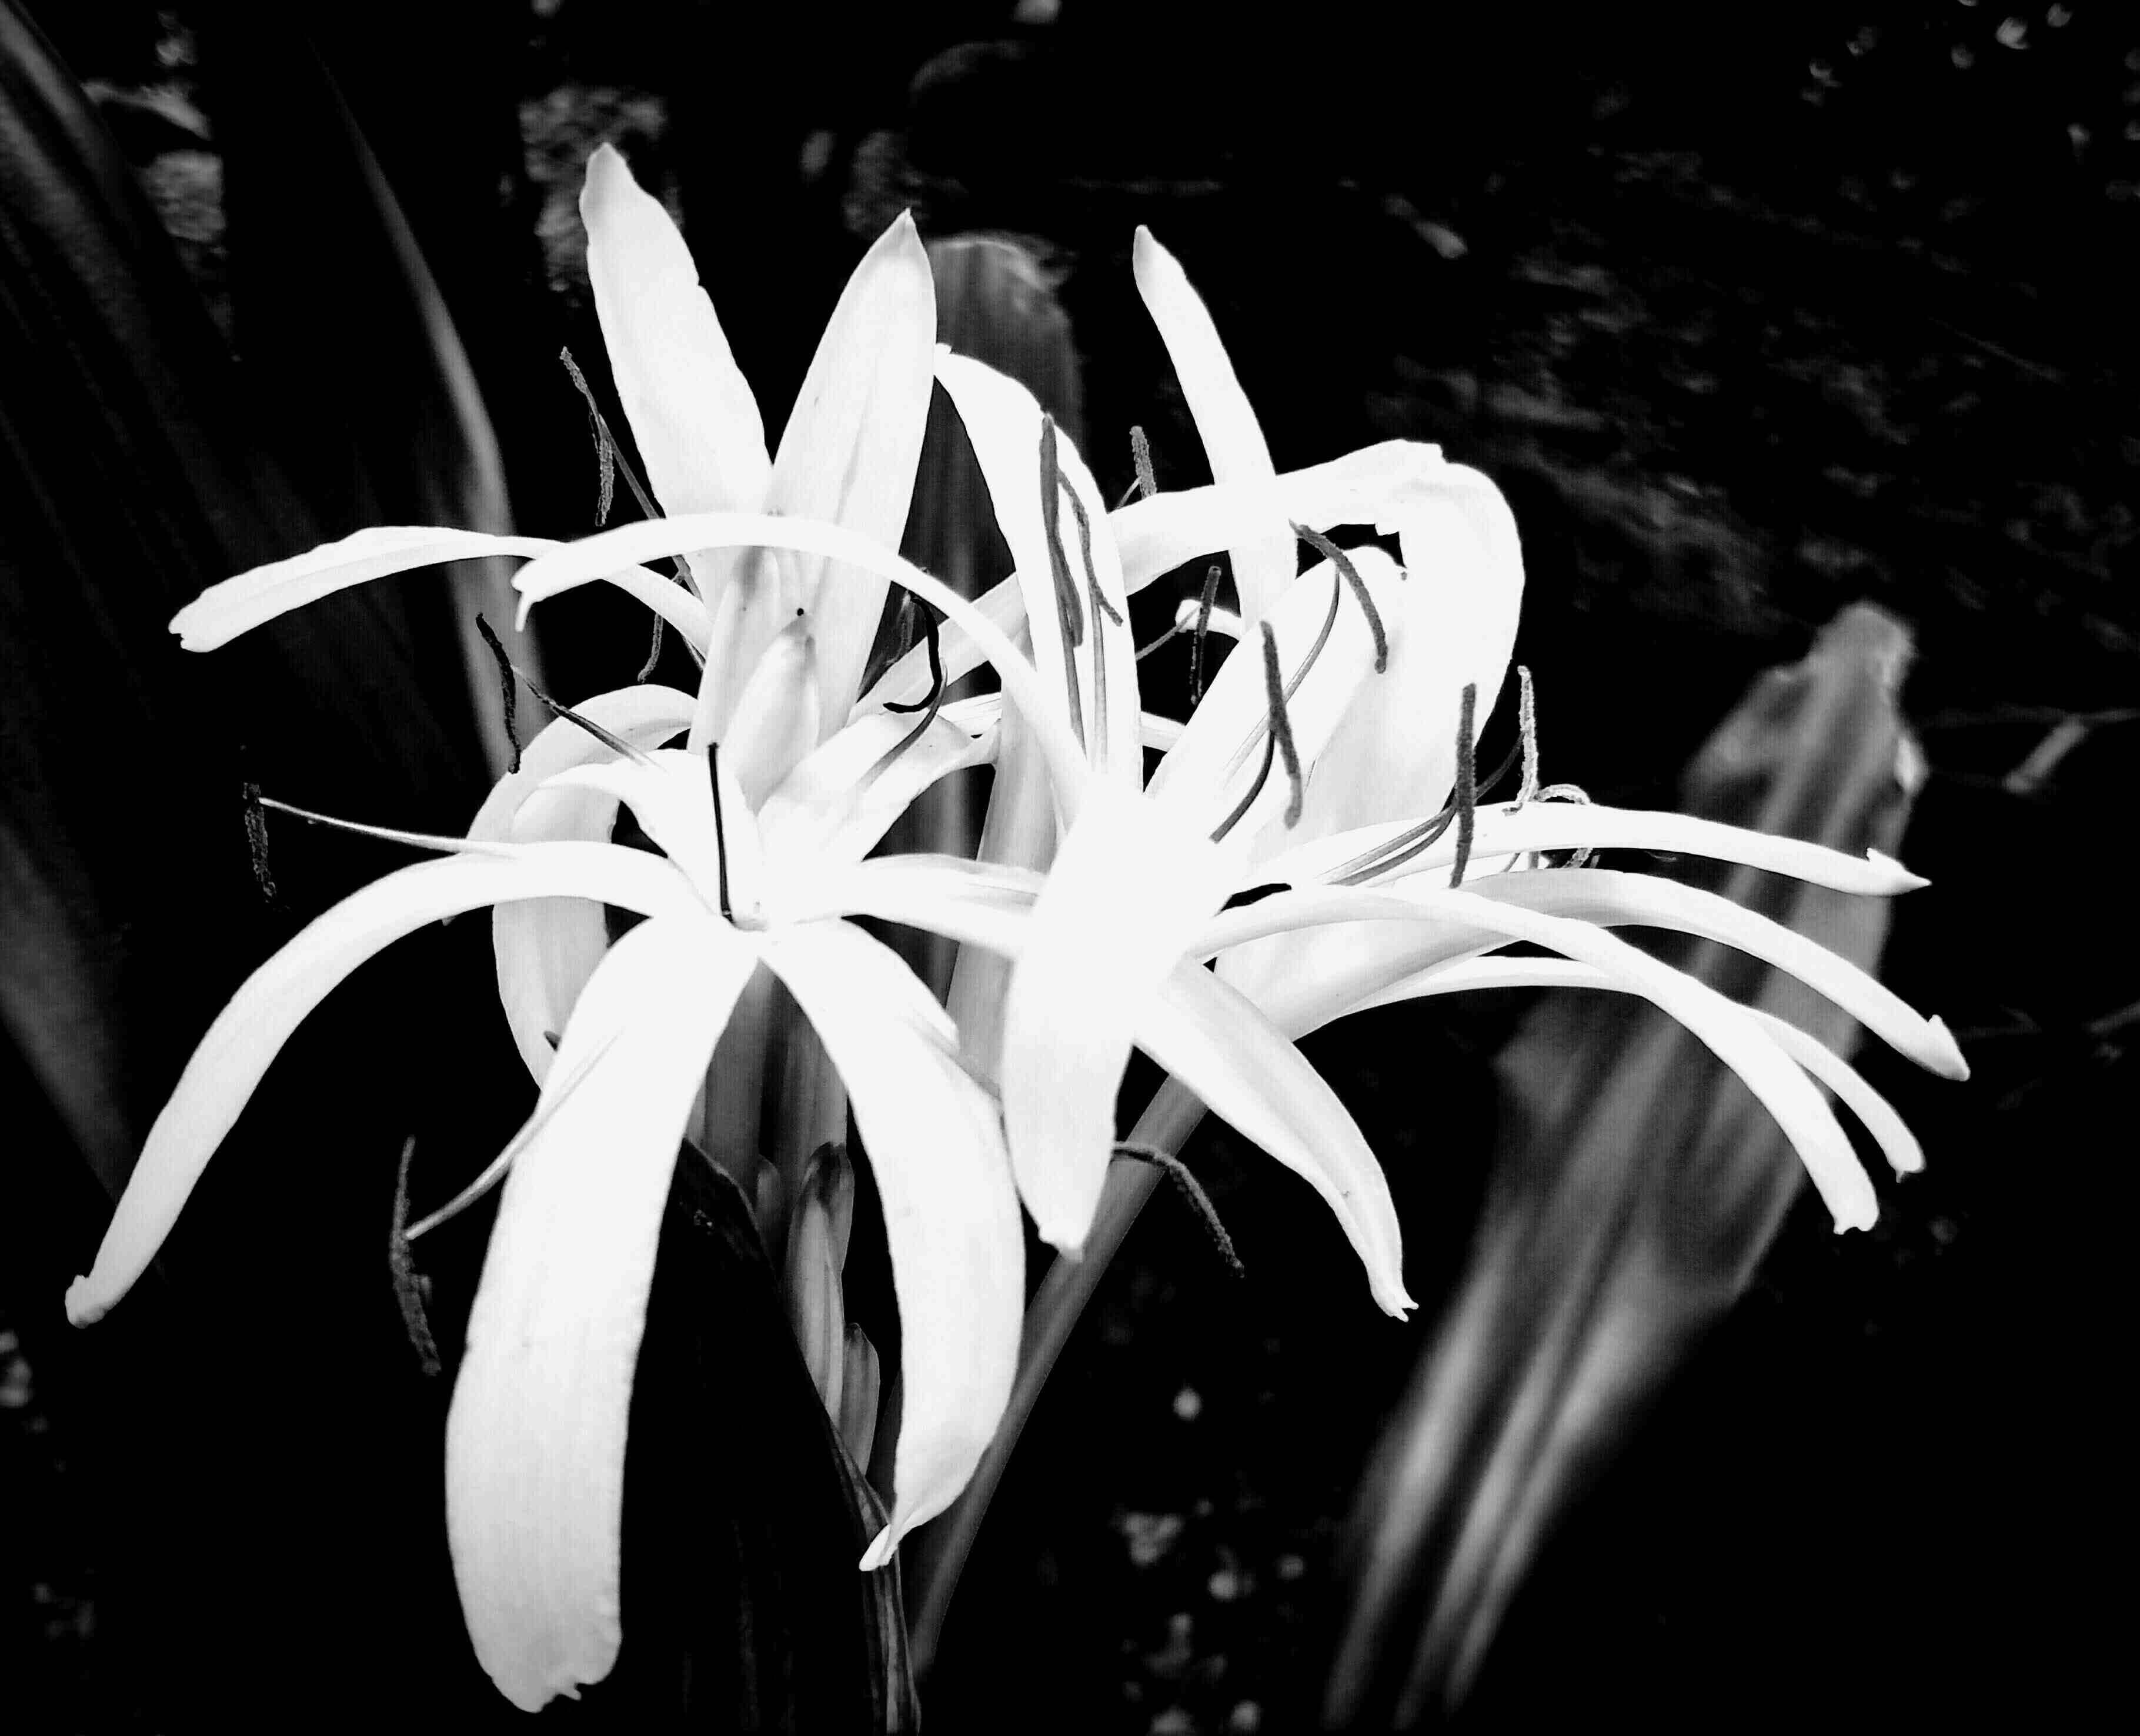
left=446, top=915, right=755, bottom=1712
left=469, top=687, right=697, bottom=1084
left=168, top=525, right=710, bottom=653
left=1131, top=227, right=1291, bottom=624
left=515, top=510, right=1089, bottom=826
left=768, top=212, right=936, bottom=722
left=64, top=845, right=707, bottom=1327
left=757, top=922, right=1023, bottom=1565
left=1258, top=800, right=1932, bottom=896
left=1137, top=964, right=1413, bottom=1315
left=580, top=144, right=770, bottom=519
left=1347, top=957, right=1927, bottom=1176
left=1000, top=782, right=1235, bottom=1251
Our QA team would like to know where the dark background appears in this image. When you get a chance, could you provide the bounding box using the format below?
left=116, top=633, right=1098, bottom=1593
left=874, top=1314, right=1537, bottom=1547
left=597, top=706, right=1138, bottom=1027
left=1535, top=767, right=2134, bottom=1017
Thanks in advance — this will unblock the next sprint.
left=4, top=2, right=2134, bottom=1730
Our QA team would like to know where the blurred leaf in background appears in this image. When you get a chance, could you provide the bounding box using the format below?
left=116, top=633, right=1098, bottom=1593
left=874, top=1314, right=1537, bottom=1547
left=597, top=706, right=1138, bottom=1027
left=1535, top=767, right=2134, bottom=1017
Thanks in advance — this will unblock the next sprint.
left=1326, top=603, right=1924, bottom=1728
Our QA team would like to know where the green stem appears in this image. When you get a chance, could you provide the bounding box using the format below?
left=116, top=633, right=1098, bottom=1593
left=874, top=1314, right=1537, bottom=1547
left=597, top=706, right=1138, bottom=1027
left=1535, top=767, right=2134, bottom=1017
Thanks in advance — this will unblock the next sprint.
left=904, top=1075, right=1208, bottom=1674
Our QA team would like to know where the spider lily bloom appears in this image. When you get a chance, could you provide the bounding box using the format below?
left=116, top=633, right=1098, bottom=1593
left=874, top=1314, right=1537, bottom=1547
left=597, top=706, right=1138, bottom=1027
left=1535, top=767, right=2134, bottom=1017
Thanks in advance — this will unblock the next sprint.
left=64, top=515, right=1080, bottom=1711
left=923, top=266, right=1962, bottom=1295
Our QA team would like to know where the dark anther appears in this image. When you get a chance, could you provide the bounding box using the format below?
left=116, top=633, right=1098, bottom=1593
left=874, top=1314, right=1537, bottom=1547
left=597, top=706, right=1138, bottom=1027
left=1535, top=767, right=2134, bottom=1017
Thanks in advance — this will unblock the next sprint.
left=707, top=743, right=735, bottom=921
left=1515, top=665, right=1539, bottom=807
left=1114, top=1143, right=1245, bottom=1279
left=635, top=615, right=666, bottom=684
left=1262, top=622, right=1305, bottom=827
left=475, top=614, right=523, bottom=773
left=1449, top=682, right=1478, bottom=888
left=1190, top=563, right=1221, bottom=706
left=1220, top=882, right=1288, bottom=912
left=1038, top=415, right=1088, bottom=749
left=388, top=1136, right=443, bottom=1377
left=1292, top=523, right=1387, bottom=673
left=1131, top=425, right=1156, bottom=499
left=241, top=777, right=278, bottom=906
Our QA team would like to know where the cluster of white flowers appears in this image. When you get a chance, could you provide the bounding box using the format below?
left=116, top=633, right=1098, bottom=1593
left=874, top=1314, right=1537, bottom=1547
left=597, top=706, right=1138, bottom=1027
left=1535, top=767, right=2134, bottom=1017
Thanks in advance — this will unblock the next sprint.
left=64, top=145, right=1962, bottom=1714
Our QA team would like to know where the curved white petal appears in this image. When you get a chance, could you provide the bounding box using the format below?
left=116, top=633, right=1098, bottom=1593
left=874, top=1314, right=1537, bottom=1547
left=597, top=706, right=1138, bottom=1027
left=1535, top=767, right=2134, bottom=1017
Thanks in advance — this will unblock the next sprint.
left=935, top=352, right=1140, bottom=786
left=1258, top=800, right=1932, bottom=897
left=768, top=212, right=936, bottom=721
left=1000, top=782, right=1235, bottom=1252
left=757, top=921, right=1023, bottom=1567
left=580, top=143, right=769, bottom=520
left=1109, top=440, right=1448, bottom=596
left=446, top=914, right=755, bottom=1712
left=1347, top=957, right=1927, bottom=1177
left=1137, top=963, right=1413, bottom=1314
left=514, top=510, right=1089, bottom=827
left=1131, top=226, right=1291, bottom=626
left=1457, top=868, right=1964, bottom=1077
left=1197, top=882, right=1879, bottom=1230
left=168, top=524, right=709, bottom=653
left=64, top=844, right=707, bottom=1326
left=470, top=687, right=698, bottom=1084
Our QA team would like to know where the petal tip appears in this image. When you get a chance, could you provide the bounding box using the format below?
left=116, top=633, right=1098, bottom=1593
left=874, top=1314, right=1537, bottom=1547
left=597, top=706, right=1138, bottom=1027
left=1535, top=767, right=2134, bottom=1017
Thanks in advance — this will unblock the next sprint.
left=1925, top=1014, right=1971, bottom=1081
left=1868, top=847, right=1930, bottom=891
left=64, top=1276, right=105, bottom=1327
left=859, top=1526, right=899, bottom=1572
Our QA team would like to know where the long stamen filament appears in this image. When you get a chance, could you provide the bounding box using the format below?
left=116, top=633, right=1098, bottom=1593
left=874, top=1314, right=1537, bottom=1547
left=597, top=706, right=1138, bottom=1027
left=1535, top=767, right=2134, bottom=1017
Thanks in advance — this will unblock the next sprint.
left=477, top=614, right=651, bottom=764
left=1291, top=522, right=1388, bottom=672
left=1113, top=1142, right=1244, bottom=1278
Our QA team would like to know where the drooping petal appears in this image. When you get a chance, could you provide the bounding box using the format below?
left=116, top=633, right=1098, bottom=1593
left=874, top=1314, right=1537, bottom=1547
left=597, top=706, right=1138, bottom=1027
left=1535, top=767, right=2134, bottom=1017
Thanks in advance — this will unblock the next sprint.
left=999, top=780, right=1236, bottom=1252
left=515, top=510, right=1089, bottom=827
left=1131, top=226, right=1293, bottom=626
left=469, top=686, right=697, bottom=1084
left=1136, top=963, right=1413, bottom=1314
left=1458, top=867, right=1964, bottom=1077
left=169, top=524, right=710, bottom=653
left=1198, top=882, right=1879, bottom=1229
left=446, top=914, right=756, bottom=1712
left=756, top=920, right=1023, bottom=1567
left=766, top=213, right=936, bottom=723
left=579, top=143, right=770, bottom=520
left=63, top=844, right=707, bottom=1326
left=1258, top=800, right=1932, bottom=897
left=935, top=353, right=1140, bottom=786
left=1348, top=957, right=1927, bottom=1177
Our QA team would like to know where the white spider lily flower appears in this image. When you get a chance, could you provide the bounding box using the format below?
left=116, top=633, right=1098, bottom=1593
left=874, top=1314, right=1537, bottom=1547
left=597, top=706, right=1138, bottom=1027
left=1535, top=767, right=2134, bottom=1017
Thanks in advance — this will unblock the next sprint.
left=924, top=295, right=1962, bottom=1308
left=61, top=717, right=1027, bottom=1715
